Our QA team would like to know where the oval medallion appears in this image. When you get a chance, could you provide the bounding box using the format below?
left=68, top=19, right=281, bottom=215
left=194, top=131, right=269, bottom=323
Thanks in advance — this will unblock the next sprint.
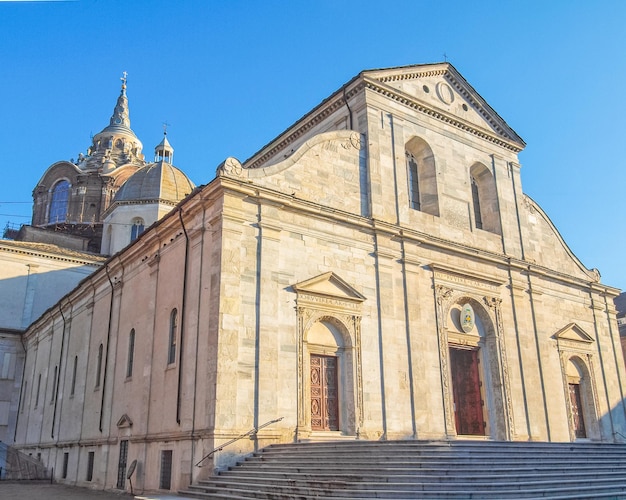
left=461, top=303, right=475, bottom=333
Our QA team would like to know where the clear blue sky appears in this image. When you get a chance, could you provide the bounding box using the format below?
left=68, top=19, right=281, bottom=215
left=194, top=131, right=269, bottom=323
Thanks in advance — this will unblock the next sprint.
left=1, top=0, right=625, bottom=289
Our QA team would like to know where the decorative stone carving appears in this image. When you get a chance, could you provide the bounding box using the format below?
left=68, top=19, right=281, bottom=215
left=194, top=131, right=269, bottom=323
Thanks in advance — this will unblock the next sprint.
left=341, top=132, right=362, bottom=151
left=220, top=157, right=243, bottom=177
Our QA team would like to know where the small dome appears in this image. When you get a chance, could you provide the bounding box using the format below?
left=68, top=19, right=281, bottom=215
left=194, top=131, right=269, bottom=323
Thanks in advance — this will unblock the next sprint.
left=113, top=162, right=195, bottom=204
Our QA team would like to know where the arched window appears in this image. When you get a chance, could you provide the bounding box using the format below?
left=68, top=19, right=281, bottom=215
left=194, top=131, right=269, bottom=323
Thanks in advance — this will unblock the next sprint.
left=405, top=137, right=439, bottom=216
left=49, top=180, right=70, bottom=223
left=95, top=343, right=103, bottom=388
left=130, top=218, right=145, bottom=242
left=469, top=163, right=501, bottom=235
left=127, top=329, right=135, bottom=378
left=168, top=309, right=178, bottom=365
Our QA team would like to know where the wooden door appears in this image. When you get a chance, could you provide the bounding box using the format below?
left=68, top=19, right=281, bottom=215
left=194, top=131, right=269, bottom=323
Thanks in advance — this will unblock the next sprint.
left=310, top=355, right=339, bottom=431
left=569, top=383, right=586, bottom=438
left=450, top=348, right=486, bottom=436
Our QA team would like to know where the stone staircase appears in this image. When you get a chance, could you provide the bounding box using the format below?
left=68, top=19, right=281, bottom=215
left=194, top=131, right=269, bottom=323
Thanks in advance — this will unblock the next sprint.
left=180, top=440, right=626, bottom=499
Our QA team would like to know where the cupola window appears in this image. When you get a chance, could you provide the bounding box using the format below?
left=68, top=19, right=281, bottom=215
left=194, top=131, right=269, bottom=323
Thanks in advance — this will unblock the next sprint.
left=130, top=218, right=145, bottom=242
left=49, top=180, right=70, bottom=224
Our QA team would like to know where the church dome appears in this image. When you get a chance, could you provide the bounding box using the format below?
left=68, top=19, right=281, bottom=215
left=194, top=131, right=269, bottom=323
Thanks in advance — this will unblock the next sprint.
left=113, top=161, right=195, bottom=204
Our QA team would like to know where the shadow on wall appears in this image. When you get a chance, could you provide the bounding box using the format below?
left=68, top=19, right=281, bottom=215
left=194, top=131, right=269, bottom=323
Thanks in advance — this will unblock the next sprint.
left=0, top=263, right=101, bottom=332
left=599, top=399, right=626, bottom=443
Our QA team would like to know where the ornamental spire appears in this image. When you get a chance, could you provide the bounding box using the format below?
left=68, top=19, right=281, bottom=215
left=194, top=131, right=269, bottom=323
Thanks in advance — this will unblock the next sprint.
left=109, top=71, right=131, bottom=129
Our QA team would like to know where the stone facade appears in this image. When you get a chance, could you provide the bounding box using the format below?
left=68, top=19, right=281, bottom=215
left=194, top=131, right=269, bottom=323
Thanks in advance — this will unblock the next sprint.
left=13, top=63, right=626, bottom=494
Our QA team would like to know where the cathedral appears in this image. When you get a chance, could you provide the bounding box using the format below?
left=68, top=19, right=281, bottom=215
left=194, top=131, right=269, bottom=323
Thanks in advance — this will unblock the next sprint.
left=12, top=63, right=626, bottom=494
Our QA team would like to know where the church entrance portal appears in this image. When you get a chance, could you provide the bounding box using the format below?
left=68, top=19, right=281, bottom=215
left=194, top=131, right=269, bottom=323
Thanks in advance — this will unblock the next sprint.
left=310, top=354, right=339, bottom=431
left=450, top=348, right=486, bottom=436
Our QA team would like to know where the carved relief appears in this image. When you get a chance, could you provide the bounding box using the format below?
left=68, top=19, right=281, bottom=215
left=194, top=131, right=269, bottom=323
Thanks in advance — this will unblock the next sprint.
left=434, top=284, right=455, bottom=435
left=341, top=132, right=362, bottom=151
left=483, top=295, right=514, bottom=439
left=220, top=157, right=243, bottom=177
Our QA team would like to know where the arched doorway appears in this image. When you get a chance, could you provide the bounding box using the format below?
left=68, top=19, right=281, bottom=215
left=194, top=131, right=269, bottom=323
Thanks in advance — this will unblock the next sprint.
left=434, top=285, right=513, bottom=440
left=446, top=301, right=489, bottom=437
left=554, top=324, right=599, bottom=441
left=294, top=272, right=365, bottom=440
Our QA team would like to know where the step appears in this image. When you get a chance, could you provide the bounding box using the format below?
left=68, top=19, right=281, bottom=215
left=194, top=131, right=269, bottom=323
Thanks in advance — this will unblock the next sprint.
left=210, top=469, right=626, bottom=485
left=184, top=440, right=626, bottom=499
left=182, top=482, right=626, bottom=500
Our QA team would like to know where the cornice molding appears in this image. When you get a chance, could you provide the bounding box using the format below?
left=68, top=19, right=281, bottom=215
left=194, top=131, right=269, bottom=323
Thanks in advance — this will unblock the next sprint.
left=246, top=84, right=364, bottom=170
left=364, top=78, right=524, bottom=153
left=0, top=243, right=104, bottom=266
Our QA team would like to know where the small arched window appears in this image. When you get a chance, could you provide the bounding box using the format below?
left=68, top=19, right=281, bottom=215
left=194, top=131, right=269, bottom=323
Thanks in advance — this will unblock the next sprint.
left=130, top=218, right=145, bottom=242
left=49, top=180, right=70, bottom=224
left=405, top=137, right=439, bottom=216
left=469, top=163, right=501, bottom=235
left=168, top=309, right=178, bottom=365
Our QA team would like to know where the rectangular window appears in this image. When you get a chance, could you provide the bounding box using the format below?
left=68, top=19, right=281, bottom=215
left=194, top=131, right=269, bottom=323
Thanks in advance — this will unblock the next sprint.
left=168, top=309, right=177, bottom=365
left=62, top=452, right=69, bottom=479
left=71, top=356, right=78, bottom=396
left=127, top=329, right=135, bottom=378
left=95, top=343, right=103, bottom=389
left=86, top=451, right=95, bottom=481
left=20, top=380, right=27, bottom=413
left=50, top=366, right=58, bottom=404
left=0, top=352, right=13, bottom=379
left=407, top=152, right=421, bottom=211
left=160, top=450, right=173, bottom=490
left=35, top=373, right=41, bottom=407
left=471, top=177, right=483, bottom=230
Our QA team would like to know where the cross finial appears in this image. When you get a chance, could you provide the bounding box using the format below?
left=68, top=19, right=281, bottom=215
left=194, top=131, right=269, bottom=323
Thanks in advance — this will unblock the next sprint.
left=443, top=52, right=448, bottom=62
left=163, top=121, right=170, bottom=136
left=121, top=71, right=128, bottom=90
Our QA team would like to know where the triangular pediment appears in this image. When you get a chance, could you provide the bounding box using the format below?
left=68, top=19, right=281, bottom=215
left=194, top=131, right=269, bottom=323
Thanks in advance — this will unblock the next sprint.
left=293, top=272, right=365, bottom=302
left=553, top=323, right=594, bottom=344
left=117, top=414, right=133, bottom=428
left=362, top=63, right=525, bottom=151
